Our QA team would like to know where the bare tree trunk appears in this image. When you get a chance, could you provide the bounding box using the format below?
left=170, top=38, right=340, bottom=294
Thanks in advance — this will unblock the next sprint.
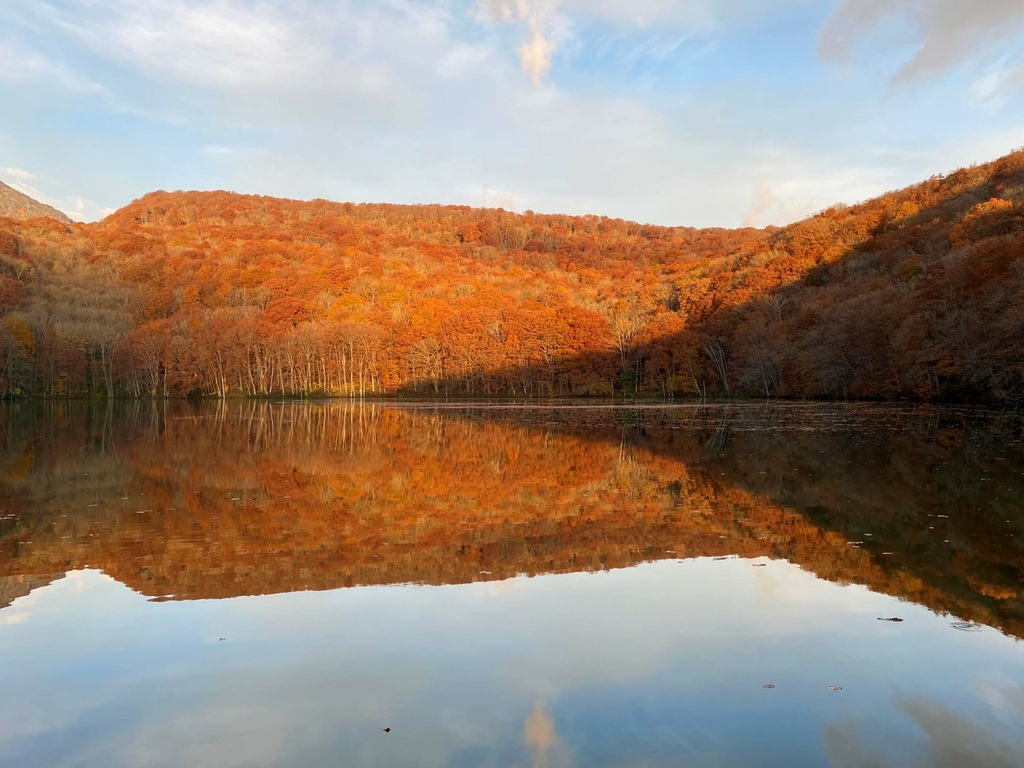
left=703, top=339, right=731, bottom=396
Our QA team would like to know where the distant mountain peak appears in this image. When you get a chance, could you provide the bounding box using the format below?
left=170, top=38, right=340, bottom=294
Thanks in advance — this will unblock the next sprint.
left=0, top=178, right=73, bottom=223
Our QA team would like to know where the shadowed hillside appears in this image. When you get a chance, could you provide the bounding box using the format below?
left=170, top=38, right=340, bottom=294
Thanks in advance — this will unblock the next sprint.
left=0, top=151, right=1021, bottom=401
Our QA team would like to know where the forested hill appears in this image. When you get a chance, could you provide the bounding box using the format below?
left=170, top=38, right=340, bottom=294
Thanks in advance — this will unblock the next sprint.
left=0, top=150, right=1022, bottom=401
left=0, top=180, right=71, bottom=224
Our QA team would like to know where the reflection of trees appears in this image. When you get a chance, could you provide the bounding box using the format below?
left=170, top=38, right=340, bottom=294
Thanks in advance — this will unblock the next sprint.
left=0, top=403, right=1021, bottom=639
left=0, top=574, right=63, bottom=610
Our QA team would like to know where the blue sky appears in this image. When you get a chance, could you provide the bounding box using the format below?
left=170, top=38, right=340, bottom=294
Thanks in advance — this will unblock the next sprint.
left=1, top=0, right=1023, bottom=225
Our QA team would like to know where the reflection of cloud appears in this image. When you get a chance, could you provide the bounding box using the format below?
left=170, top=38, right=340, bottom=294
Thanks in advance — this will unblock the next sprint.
left=524, top=700, right=559, bottom=768
left=825, top=694, right=1024, bottom=768
left=824, top=717, right=888, bottom=768
left=898, top=697, right=1024, bottom=768
left=0, top=612, right=30, bottom=626
left=750, top=557, right=783, bottom=606
left=976, top=681, right=1024, bottom=721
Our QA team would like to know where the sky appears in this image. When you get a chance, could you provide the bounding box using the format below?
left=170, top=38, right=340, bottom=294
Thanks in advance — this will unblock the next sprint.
left=1, top=0, right=1023, bottom=226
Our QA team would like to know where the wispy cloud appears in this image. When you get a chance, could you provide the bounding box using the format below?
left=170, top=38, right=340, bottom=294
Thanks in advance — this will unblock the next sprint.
left=36, top=0, right=353, bottom=90
left=473, top=0, right=787, bottom=83
left=1, top=166, right=100, bottom=222
left=820, top=0, right=1024, bottom=85
left=475, top=0, right=565, bottom=84
left=971, top=62, right=1024, bottom=103
left=2, top=167, right=41, bottom=183
left=0, top=37, right=109, bottom=94
left=1, top=0, right=1022, bottom=228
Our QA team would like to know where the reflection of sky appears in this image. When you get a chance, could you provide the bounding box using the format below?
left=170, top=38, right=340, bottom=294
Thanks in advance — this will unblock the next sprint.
left=2, top=559, right=1023, bottom=768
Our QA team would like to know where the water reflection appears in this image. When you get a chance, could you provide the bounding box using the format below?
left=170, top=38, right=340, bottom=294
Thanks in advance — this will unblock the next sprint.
left=0, top=401, right=1022, bottom=633
left=826, top=694, right=1024, bottom=768
left=3, top=561, right=1022, bottom=768
left=1, top=402, right=1023, bottom=767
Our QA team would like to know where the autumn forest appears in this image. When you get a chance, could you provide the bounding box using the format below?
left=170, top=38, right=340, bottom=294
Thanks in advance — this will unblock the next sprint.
left=1, top=150, right=1022, bottom=402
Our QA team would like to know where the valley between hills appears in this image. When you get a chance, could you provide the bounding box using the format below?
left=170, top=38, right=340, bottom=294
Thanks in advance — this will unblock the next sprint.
left=0, top=150, right=1022, bottom=402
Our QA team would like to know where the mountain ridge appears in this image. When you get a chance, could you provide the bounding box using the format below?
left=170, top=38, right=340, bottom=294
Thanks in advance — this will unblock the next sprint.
left=0, top=149, right=1021, bottom=402
left=99, top=186, right=772, bottom=234
left=0, top=179, right=72, bottom=224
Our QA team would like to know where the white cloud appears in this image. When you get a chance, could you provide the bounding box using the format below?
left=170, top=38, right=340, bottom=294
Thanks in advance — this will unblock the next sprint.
left=0, top=166, right=101, bottom=222
left=40, top=0, right=326, bottom=89
left=820, top=0, right=1024, bottom=85
left=477, top=185, right=521, bottom=209
left=475, top=0, right=793, bottom=82
left=437, top=42, right=493, bottom=79
left=3, top=174, right=58, bottom=210
left=475, top=0, right=565, bottom=83
left=740, top=152, right=898, bottom=227
left=0, top=37, right=109, bottom=94
left=13, top=0, right=449, bottom=126
left=1, top=0, right=1022, bottom=228
left=1, top=167, right=40, bottom=182
left=971, top=62, right=1024, bottom=103
left=64, top=195, right=104, bottom=222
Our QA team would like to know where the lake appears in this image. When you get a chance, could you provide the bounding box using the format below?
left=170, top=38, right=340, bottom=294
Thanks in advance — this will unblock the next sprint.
left=1, top=401, right=1023, bottom=767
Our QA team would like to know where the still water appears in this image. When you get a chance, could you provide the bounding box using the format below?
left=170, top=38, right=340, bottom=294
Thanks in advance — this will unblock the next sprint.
left=1, top=401, right=1023, bottom=767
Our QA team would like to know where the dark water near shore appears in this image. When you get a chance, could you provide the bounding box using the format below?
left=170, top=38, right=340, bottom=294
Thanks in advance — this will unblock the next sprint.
left=1, top=401, right=1023, bottom=767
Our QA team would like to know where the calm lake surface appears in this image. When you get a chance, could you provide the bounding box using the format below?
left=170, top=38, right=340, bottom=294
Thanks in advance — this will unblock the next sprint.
left=1, top=401, right=1023, bottom=768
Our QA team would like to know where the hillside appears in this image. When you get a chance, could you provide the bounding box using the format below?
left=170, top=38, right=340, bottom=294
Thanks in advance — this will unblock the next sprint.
left=0, top=179, right=71, bottom=224
left=0, top=150, right=1022, bottom=402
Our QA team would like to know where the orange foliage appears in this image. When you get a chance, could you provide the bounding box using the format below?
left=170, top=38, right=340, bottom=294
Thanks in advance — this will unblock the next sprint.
left=0, top=149, right=1022, bottom=401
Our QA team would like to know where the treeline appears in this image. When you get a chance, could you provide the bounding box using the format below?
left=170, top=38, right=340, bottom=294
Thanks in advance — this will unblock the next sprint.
left=0, top=150, right=1022, bottom=401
